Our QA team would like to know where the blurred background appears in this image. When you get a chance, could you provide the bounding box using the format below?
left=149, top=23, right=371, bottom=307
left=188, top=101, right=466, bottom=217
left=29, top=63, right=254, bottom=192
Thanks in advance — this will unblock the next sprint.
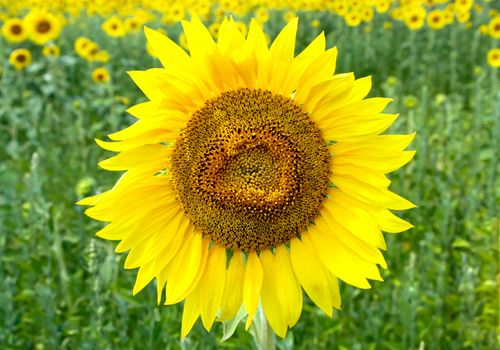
left=0, top=0, right=498, bottom=349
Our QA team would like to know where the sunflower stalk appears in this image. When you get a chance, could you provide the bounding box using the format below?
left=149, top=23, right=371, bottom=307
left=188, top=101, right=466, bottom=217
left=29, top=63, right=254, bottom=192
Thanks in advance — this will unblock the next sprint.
left=251, top=307, right=275, bottom=350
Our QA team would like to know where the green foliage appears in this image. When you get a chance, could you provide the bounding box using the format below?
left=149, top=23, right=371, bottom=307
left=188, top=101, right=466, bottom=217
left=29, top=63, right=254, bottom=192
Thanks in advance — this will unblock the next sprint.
left=0, top=10, right=499, bottom=350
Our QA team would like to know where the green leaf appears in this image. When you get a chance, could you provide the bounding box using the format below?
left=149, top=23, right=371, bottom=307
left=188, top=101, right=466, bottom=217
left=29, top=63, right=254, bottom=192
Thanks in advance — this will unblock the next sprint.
left=221, top=307, right=247, bottom=342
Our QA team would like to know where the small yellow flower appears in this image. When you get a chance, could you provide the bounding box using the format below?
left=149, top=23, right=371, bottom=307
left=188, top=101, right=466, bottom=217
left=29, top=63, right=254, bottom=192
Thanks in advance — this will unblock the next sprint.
left=1, top=18, right=27, bottom=43
left=427, top=10, right=446, bottom=30
left=255, top=8, right=269, bottom=24
left=383, top=21, right=393, bottom=30
left=92, top=67, right=110, bottom=83
left=488, top=17, right=500, bottom=39
left=42, top=44, right=60, bottom=57
left=96, top=50, right=111, bottom=63
left=102, top=16, right=125, bottom=38
left=376, top=0, right=390, bottom=14
left=345, top=12, right=362, bottom=27
left=391, top=8, right=405, bottom=21
left=361, top=7, right=374, bottom=22
left=479, top=24, right=489, bottom=35
left=311, top=19, right=321, bottom=28
left=9, top=48, right=32, bottom=70
left=169, top=3, right=185, bottom=22
left=456, top=11, right=470, bottom=24
left=76, top=177, right=96, bottom=198
left=405, top=7, right=426, bottom=30
left=454, top=0, right=473, bottom=13
left=75, top=37, right=93, bottom=57
left=404, top=95, right=418, bottom=109
left=115, top=96, right=130, bottom=105
left=125, top=17, right=141, bottom=33
left=85, top=42, right=101, bottom=61
left=25, top=10, right=62, bottom=45
left=386, top=75, right=398, bottom=86
left=487, top=48, right=500, bottom=68
left=335, top=1, right=348, bottom=16
left=235, top=21, right=247, bottom=37
left=209, top=22, right=221, bottom=38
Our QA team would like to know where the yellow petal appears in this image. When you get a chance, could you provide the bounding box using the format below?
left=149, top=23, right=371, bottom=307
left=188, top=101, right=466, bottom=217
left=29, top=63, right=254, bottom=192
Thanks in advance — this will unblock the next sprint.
left=294, top=48, right=338, bottom=104
left=95, top=130, right=175, bottom=153
left=259, top=249, right=287, bottom=337
left=329, top=187, right=414, bottom=233
left=316, top=204, right=388, bottom=267
left=330, top=132, right=416, bottom=153
left=164, top=232, right=206, bottom=304
left=218, top=18, right=246, bottom=55
left=331, top=164, right=391, bottom=189
left=115, top=205, right=180, bottom=254
left=346, top=75, right=372, bottom=102
left=260, top=246, right=302, bottom=338
left=127, top=69, right=169, bottom=101
left=333, top=150, right=416, bottom=174
left=143, top=26, right=193, bottom=78
left=303, top=73, right=354, bottom=114
left=295, top=31, right=326, bottom=61
left=269, top=17, right=297, bottom=64
left=220, top=252, right=245, bottom=321
left=107, top=118, right=183, bottom=141
left=323, top=114, right=399, bottom=140
left=247, top=19, right=269, bottom=58
left=333, top=176, right=416, bottom=210
left=243, top=251, right=263, bottom=330
left=290, top=237, right=333, bottom=316
left=181, top=286, right=201, bottom=339
left=199, top=244, right=227, bottom=331
left=122, top=206, right=184, bottom=267
left=325, top=270, right=342, bottom=309
left=322, top=199, right=386, bottom=249
left=304, top=227, right=375, bottom=288
left=268, top=17, right=298, bottom=93
left=76, top=191, right=108, bottom=206
left=98, top=144, right=171, bottom=172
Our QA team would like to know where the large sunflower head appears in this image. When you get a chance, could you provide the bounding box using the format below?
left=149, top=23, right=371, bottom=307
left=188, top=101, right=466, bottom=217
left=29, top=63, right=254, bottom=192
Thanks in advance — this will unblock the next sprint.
left=1, top=18, right=28, bottom=43
left=79, top=17, right=415, bottom=338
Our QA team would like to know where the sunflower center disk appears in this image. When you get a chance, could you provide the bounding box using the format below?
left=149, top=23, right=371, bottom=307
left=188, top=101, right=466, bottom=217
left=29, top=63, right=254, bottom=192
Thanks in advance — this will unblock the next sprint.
left=36, top=20, right=51, bottom=33
left=171, top=88, right=330, bottom=252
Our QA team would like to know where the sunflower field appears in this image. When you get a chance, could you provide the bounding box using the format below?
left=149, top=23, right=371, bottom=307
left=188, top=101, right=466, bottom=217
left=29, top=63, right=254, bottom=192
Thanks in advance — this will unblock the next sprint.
left=0, top=0, right=499, bottom=349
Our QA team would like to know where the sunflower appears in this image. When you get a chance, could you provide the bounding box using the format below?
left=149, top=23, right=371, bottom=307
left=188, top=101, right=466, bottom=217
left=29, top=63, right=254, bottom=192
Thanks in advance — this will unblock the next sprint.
left=74, top=36, right=93, bottom=57
left=361, top=7, right=374, bottom=22
left=405, top=6, right=426, bottom=30
left=42, top=44, right=60, bottom=57
left=487, top=48, right=500, bottom=68
left=25, top=10, right=62, bottom=45
left=92, top=67, right=110, bottom=83
left=488, top=16, right=500, bottom=39
left=375, top=0, right=390, bottom=14
left=79, top=17, right=415, bottom=338
left=9, top=48, right=32, bottom=70
left=1, top=18, right=27, bottom=43
left=427, top=10, right=446, bottom=30
left=102, top=16, right=126, bottom=38
left=125, top=17, right=142, bottom=33
left=345, top=12, right=362, bottom=26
